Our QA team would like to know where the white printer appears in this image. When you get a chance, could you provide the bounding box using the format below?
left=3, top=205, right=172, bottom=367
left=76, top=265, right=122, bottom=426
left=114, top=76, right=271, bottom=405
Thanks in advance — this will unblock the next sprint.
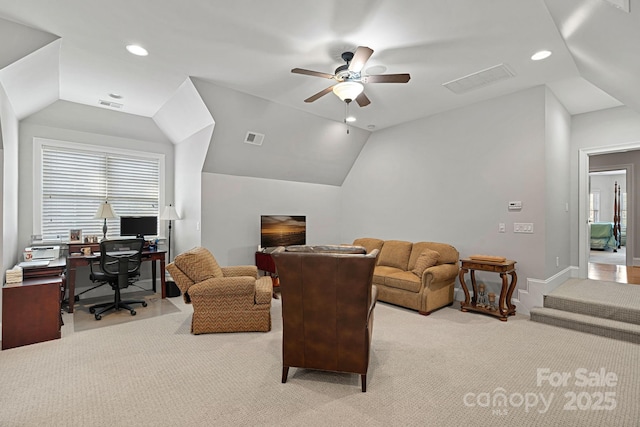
left=25, top=245, right=61, bottom=260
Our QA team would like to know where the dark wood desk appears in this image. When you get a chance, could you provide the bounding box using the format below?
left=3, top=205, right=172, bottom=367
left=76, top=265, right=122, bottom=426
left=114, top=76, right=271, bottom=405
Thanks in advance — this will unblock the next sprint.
left=2, top=277, right=63, bottom=350
left=21, top=257, right=67, bottom=280
left=65, top=249, right=166, bottom=313
left=255, top=251, right=279, bottom=288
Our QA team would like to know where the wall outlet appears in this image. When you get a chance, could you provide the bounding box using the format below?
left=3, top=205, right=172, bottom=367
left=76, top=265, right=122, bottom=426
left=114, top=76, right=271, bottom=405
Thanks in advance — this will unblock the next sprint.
left=499, top=223, right=506, bottom=233
left=514, top=223, right=534, bottom=233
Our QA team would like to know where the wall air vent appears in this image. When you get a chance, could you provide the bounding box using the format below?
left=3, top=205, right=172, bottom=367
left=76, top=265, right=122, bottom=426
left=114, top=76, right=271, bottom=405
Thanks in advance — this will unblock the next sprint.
left=602, top=0, right=630, bottom=12
left=442, top=64, right=515, bottom=94
left=98, top=99, right=123, bottom=109
left=244, top=131, right=264, bottom=146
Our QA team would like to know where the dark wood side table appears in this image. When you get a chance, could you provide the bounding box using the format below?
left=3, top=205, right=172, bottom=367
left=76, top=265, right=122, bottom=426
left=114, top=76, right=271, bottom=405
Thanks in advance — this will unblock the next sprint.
left=458, top=258, right=517, bottom=321
left=2, top=277, right=63, bottom=350
left=255, top=251, right=279, bottom=288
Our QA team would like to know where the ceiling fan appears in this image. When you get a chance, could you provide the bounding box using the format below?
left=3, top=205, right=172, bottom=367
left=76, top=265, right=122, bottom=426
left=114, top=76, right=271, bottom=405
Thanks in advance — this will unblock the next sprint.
left=291, top=46, right=411, bottom=107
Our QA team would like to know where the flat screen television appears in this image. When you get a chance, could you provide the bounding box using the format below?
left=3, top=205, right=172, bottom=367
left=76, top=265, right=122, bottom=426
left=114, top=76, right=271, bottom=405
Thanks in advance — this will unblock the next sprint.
left=120, top=216, right=158, bottom=239
left=260, top=215, right=306, bottom=248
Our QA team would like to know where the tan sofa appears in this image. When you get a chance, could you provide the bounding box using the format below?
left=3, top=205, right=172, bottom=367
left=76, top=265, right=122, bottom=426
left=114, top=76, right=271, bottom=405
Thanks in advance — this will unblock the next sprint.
left=353, top=238, right=459, bottom=315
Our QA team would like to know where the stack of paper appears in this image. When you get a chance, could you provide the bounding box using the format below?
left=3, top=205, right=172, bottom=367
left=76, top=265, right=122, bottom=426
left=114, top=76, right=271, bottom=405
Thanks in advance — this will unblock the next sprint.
left=5, top=265, right=23, bottom=285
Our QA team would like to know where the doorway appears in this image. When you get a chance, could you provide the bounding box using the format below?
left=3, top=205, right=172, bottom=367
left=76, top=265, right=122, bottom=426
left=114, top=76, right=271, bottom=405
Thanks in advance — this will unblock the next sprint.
left=588, top=169, right=627, bottom=267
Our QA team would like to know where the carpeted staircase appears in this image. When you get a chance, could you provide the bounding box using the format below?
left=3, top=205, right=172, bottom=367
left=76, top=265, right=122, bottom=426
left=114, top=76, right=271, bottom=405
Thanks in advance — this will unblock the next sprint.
left=530, top=278, right=640, bottom=344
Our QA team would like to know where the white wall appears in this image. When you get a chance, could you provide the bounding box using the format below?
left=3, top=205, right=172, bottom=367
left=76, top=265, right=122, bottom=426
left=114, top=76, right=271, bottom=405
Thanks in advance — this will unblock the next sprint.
left=201, top=172, right=342, bottom=267
left=341, top=86, right=553, bottom=296
left=173, top=125, right=213, bottom=260
left=570, top=106, right=640, bottom=266
left=544, top=87, right=572, bottom=278
left=1, top=82, right=19, bottom=281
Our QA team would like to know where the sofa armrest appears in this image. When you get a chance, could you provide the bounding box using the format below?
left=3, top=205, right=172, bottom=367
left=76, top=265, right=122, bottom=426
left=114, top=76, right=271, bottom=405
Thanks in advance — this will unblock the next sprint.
left=422, top=263, right=459, bottom=291
left=222, top=265, right=258, bottom=278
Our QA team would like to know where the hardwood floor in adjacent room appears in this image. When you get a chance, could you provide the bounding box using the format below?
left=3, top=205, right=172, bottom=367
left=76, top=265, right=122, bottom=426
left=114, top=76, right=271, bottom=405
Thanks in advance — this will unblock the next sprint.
left=588, top=246, right=640, bottom=284
left=588, top=262, right=640, bottom=285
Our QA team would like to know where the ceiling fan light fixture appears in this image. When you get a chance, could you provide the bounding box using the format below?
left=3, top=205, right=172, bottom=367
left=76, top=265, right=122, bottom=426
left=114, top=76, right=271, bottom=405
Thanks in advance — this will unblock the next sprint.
left=332, top=81, right=364, bottom=102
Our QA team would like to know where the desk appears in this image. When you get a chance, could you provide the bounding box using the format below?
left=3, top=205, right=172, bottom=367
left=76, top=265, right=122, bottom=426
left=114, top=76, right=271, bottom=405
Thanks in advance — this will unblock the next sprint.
left=65, top=249, right=166, bottom=313
left=458, top=258, right=517, bottom=321
left=2, top=277, right=63, bottom=350
left=21, top=257, right=67, bottom=280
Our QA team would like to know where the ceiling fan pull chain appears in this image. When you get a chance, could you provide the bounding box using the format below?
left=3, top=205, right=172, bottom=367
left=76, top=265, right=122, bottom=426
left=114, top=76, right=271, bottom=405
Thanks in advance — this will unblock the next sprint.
left=345, top=101, right=350, bottom=134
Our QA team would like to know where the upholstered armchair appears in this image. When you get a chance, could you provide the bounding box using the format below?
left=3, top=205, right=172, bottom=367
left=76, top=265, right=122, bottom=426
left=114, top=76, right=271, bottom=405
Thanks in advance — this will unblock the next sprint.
left=166, top=247, right=272, bottom=334
left=272, top=245, right=379, bottom=392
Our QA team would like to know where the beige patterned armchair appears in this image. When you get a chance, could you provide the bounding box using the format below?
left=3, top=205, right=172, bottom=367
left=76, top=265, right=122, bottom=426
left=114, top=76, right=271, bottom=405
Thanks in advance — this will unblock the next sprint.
left=166, top=247, right=272, bottom=334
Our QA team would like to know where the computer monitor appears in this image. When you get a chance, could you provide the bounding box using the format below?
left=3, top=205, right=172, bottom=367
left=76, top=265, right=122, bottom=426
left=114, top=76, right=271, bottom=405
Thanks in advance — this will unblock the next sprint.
left=120, top=216, right=158, bottom=239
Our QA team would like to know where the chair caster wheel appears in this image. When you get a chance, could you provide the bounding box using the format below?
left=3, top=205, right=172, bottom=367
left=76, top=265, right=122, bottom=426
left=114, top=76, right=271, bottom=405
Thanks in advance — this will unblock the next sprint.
left=131, top=310, right=136, bottom=316
left=89, top=307, right=95, bottom=313
left=95, top=314, right=102, bottom=320
left=142, top=302, right=148, bottom=307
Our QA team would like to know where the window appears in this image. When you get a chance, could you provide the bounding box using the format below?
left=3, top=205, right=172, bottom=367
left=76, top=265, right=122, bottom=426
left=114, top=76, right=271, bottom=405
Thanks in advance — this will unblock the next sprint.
left=589, top=191, right=600, bottom=223
left=35, top=138, right=165, bottom=241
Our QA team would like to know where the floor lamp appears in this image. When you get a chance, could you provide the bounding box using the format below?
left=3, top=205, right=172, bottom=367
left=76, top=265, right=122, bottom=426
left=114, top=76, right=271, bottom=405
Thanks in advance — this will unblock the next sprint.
left=160, top=204, right=181, bottom=262
left=94, top=201, right=117, bottom=241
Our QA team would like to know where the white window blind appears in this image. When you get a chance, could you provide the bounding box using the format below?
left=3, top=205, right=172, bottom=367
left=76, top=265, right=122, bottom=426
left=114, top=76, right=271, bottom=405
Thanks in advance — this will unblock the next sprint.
left=41, top=144, right=160, bottom=240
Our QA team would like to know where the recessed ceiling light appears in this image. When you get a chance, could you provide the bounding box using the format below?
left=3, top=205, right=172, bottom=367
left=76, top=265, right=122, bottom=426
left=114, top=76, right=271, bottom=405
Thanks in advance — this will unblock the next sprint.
left=345, top=116, right=356, bottom=123
left=109, top=93, right=123, bottom=99
left=531, top=50, right=552, bottom=61
left=126, top=44, right=148, bottom=56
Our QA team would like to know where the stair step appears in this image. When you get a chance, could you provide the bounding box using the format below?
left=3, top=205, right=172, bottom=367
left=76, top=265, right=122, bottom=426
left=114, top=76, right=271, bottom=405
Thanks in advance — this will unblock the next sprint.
left=544, top=294, right=640, bottom=325
left=530, top=307, right=640, bottom=344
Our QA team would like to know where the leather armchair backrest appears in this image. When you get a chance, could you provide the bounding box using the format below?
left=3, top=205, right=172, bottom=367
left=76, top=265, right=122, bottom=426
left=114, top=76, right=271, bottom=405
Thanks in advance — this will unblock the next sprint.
left=272, top=247, right=378, bottom=375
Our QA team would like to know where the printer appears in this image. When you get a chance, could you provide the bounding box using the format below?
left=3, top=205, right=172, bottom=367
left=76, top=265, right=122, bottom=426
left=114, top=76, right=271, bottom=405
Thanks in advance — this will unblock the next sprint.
left=25, top=245, right=61, bottom=260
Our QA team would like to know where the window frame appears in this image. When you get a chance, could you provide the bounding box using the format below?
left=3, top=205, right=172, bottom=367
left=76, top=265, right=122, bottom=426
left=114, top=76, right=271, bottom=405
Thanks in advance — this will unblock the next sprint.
left=33, top=137, right=166, bottom=240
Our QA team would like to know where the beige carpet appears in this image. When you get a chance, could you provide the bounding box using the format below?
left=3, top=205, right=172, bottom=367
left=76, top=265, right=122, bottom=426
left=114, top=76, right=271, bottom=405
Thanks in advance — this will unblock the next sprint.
left=0, top=287, right=638, bottom=426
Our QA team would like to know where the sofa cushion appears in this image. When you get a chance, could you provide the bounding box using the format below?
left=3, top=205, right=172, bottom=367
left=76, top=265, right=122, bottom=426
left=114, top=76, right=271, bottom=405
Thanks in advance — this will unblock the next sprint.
left=385, top=271, right=422, bottom=293
left=373, top=265, right=403, bottom=284
left=410, top=242, right=459, bottom=267
left=411, top=249, right=440, bottom=277
left=174, top=246, right=224, bottom=282
left=378, top=240, right=412, bottom=270
left=353, top=238, right=384, bottom=254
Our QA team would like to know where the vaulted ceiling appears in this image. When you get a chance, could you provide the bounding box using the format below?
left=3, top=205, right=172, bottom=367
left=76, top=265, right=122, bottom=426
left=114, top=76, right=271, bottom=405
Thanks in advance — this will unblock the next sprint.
left=1, top=0, right=637, bottom=177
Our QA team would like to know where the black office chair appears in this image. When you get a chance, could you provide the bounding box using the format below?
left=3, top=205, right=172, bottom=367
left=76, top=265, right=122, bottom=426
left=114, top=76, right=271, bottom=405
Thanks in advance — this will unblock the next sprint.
left=88, top=238, right=147, bottom=320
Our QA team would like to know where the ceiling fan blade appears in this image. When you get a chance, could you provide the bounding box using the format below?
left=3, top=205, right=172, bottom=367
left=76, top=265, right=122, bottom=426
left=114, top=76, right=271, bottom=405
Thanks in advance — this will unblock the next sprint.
left=364, top=73, right=411, bottom=83
left=348, top=46, right=374, bottom=73
left=355, top=92, right=371, bottom=107
left=304, top=85, right=336, bottom=103
left=291, top=68, right=335, bottom=79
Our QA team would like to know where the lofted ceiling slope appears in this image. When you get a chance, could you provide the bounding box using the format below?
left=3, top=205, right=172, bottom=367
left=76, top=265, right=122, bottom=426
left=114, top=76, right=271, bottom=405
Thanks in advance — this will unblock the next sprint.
left=1, top=0, right=638, bottom=184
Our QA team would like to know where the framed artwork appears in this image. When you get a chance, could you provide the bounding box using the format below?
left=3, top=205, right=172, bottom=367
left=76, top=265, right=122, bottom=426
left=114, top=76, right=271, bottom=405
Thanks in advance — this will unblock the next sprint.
left=69, top=229, right=82, bottom=243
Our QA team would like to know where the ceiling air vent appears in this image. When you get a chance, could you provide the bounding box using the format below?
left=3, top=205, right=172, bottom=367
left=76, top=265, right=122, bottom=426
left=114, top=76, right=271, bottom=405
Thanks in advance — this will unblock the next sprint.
left=98, top=99, right=123, bottom=109
left=244, top=131, right=264, bottom=146
left=442, top=64, right=515, bottom=94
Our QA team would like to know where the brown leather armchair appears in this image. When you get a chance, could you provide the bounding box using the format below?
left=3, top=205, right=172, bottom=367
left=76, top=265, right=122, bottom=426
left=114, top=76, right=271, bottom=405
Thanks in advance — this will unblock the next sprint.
left=272, top=245, right=379, bottom=392
left=166, top=247, right=272, bottom=334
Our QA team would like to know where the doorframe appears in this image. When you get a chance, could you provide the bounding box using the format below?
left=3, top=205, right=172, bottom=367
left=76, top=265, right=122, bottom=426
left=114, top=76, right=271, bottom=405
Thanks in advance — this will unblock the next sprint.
left=579, top=144, right=638, bottom=278
left=588, top=164, right=633, bottom=267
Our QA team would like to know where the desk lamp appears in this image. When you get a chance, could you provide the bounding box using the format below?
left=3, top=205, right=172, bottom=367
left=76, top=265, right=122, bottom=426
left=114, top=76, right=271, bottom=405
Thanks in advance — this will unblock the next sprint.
left=160, top=204, right=181, bottom=262
left=94, top=201, right=117, bottom=240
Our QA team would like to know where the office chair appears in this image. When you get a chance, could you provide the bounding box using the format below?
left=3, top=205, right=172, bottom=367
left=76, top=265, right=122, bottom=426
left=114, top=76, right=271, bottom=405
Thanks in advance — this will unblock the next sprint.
left=88, top=238, right=147, bottom=320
